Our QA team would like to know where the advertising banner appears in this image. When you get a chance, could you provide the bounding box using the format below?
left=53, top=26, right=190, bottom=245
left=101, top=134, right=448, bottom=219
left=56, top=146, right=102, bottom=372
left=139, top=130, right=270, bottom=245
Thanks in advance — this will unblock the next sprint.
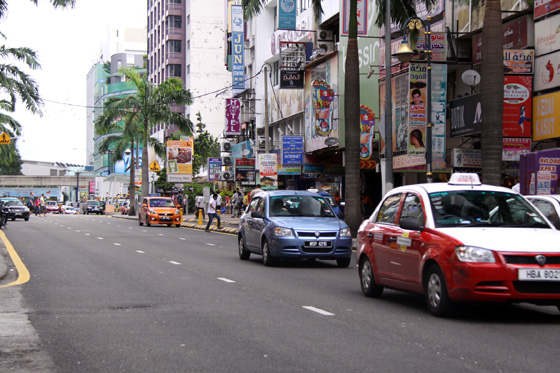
left=234, top=158, right=256, bottom=186
left=231, top=141, right=252, bottom=159
left=303, top=164, right=325, bottom=178
left=166, top=139, right=193, bottom=183
left=536, top=13, right=560, bottom=56
left=503, top=75, right=533, bottom=137
left=280, top=70, right=304, bottom=89
left=359, top=106, right=376, bottom=161
left=225, top=98, right=241, bottom=135
left=408, top=63, right=427, bottom=156
left=450, top=94, right=483, bottom=137
left=231, top=5, right=245, bottom=93
left=503, top=138, right=531, bottom=161
left=533, top=91, right=560, bottom=141
left=281, top=136, right=304, bottom=164
left=452, top=149, right=482, bottom=168
left=504, top=50, right=534, bottom=74
left=535, top=51, right=560, bottom=92
left=535, top=0, right=560, bottom=20
left=431, top=64, right=447, bottom=159
left=208, top=157, right=222, bottom=182
left=258, top=154, right=278, bottom=190
left=278, top=0, right=296, bottom=29
left=342, top=0, right=367, bottom=35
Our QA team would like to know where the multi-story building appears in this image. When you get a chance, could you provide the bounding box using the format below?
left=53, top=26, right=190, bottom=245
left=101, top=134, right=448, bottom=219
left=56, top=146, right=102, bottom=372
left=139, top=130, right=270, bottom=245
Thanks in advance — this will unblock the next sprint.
left=147, top=0, right=230, bottom=142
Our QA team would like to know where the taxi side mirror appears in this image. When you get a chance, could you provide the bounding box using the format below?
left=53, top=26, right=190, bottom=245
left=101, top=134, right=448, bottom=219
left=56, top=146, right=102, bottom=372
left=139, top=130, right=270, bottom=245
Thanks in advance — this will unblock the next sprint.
left=251, top=211, right=263, bottom=218
left=399, top=217, right=424, bottom=231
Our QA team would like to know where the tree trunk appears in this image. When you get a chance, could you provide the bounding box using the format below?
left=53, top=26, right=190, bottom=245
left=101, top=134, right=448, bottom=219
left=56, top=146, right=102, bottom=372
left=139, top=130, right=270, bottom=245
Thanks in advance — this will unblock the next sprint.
left=344, top=0, right=361, bottom=235
left=141, top=118, right=150, bottom=204
left=480, top=0, right=503, bottom=186
left=128, top=142, right=136, bottom=216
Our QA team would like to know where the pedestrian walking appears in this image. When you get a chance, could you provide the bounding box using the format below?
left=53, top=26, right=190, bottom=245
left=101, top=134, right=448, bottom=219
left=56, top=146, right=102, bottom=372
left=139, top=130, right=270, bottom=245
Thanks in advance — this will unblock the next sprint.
left=195, top=193, right=205, bottom=219
left=40, top=194, right=46, bottom=216
left=232, top=188, right=242, bottom=217
left=205, top=194, right=221, bottom=231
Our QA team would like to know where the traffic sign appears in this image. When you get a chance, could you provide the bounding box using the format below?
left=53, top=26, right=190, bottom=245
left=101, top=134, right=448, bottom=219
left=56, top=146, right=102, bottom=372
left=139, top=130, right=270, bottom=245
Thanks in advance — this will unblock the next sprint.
left=149, top=161, right=160, bottom=172
left=0, top=132, right=10, bottom=145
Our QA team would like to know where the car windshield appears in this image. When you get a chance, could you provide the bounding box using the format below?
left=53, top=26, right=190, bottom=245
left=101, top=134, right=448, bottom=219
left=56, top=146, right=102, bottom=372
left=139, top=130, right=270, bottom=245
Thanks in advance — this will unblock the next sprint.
left=88, top=201, right=100, bottom=205
left=149, top=199, right=175, bottom=208
left=322, top=195, right=337, bottom=208
left=270, top=195, right=335, bottom=217
left=46, top=201, right=57, bottom=206
left=429, top=191, right=550, bottom=228
left=3, top=199, right=22, bottom=206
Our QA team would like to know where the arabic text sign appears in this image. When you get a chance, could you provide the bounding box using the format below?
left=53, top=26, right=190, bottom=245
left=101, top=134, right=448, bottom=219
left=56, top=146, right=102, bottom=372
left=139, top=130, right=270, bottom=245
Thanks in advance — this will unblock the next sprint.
left=281, top=136, right=303, bottom=164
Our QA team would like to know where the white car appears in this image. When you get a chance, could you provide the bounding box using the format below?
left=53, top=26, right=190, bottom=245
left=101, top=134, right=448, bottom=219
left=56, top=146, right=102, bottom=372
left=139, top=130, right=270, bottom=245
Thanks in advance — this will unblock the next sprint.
left=525, top=195, right=560, bottom=229
left=61, top=205, right=79, bottom=215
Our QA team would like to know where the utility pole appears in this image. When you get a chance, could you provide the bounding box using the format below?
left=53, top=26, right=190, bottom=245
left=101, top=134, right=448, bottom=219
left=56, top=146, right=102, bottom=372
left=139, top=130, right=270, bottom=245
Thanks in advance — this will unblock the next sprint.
left=383, top=0, right=394, bottom=196
left=264, top=65, right=270, bottom=154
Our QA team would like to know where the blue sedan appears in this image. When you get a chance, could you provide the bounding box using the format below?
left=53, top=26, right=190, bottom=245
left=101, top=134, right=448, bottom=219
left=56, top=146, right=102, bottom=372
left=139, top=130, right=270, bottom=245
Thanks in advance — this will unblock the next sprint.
left=238, top=190, right=353, bottom=267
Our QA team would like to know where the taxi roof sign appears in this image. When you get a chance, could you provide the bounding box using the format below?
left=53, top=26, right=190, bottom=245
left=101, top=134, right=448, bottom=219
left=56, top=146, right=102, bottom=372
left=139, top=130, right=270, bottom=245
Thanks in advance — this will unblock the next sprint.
left=448, top=173, right=481, bottom=186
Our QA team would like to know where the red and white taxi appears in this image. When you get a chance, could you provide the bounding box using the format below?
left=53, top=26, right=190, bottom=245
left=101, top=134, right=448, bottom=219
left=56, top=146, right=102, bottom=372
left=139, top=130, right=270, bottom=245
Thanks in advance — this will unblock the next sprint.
left=356, top=173, right=560, bottom=316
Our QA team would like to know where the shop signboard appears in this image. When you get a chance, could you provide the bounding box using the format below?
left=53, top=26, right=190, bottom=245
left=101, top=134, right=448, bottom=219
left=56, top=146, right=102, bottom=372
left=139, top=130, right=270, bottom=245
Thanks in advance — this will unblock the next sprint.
left=452, top=149, right=482, bottom=168
left=536, top=12, right=560, bottom=56
left=208, top=157, right=222, bottom=181
left=225, top=98, right=241, bottom=135
left=303, top=164, right=325, bottom=178
left=166, top=139, right=193, bottom=183
left=503, top=49, right=534, bottom=74
left=503, top=138, right=531, bottom=161
left=258, top=153, right=278, bottom=190
left=503, top=75, right=532, bottom=137
left=535, top=51, right=560, bottom=92
left=234, top=158, right=256, bottom=186
left=281, top=136, right=303, bottom=164
left=450, top=94, right=483, bottom=137
left=535, top=0, right=560, bottom=20
left=533, top=91, right=560, bottom=141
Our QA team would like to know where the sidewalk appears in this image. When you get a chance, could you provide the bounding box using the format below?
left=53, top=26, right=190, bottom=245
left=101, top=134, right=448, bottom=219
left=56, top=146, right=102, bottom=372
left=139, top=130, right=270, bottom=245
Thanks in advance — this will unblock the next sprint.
left=112, top=211, right=241, bottom=235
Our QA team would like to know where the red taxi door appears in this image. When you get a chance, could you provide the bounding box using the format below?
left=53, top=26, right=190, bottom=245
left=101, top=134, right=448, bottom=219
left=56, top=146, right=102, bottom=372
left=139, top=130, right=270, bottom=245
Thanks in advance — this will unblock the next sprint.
left=389, top=192, right=426, bottom=285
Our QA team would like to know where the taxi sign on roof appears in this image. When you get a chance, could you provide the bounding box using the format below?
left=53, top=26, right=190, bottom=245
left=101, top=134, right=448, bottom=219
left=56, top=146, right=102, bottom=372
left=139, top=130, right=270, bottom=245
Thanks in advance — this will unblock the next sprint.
left=448, top=173, right=481, bottom=186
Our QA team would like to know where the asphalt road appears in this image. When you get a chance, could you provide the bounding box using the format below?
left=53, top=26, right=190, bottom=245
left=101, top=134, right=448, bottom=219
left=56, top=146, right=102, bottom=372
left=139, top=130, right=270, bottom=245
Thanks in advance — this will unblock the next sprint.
left=1, top=214, right=559, bottom=372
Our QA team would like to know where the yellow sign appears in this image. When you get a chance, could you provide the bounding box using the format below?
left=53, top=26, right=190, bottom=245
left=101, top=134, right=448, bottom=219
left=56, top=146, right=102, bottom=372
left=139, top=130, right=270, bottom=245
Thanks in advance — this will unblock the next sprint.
left=0, top=132, right=10, bottom=145
left=149, top=161, right=160, bottom=172
left=534, top=91, right=560, bottom=141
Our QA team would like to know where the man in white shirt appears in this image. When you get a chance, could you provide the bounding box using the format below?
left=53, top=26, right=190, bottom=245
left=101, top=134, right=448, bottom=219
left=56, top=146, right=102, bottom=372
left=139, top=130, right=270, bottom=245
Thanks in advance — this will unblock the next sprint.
left=205, top=193, right=221, bottom=231
left=512, top=177, right=521, bottom=193
left=195, top=193, right=205, bottom=219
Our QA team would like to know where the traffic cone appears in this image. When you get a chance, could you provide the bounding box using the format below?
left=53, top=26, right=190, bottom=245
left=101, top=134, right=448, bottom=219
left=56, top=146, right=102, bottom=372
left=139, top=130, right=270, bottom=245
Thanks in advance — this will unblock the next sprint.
left=198, top=209, right=203, bottom=225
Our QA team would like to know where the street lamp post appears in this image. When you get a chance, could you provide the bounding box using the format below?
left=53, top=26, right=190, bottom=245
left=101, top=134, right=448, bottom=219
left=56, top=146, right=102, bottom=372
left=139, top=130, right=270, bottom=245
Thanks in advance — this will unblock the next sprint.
left=394, top=16, right=433, bottom=183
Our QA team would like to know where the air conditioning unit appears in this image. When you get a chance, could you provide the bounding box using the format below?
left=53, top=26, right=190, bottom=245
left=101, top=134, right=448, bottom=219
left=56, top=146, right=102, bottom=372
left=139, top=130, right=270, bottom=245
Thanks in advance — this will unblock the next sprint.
left=256, top=127, right=265, bottom=136
left=222, top=156, right=233, bottom=166
left=221, top=142, right=232, bottom=152
left=318, top=30, right=334, bottom=41
left=317, top=41, right=334, bottom=53
left=222, top=171, right=234, bottom=181
left=257, top=138, right=266, bottom=149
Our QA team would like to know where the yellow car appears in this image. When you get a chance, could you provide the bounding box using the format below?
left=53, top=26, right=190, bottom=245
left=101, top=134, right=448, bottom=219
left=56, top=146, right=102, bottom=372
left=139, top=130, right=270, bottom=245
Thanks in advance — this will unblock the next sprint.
left=138, top=197, right=182, bottom=227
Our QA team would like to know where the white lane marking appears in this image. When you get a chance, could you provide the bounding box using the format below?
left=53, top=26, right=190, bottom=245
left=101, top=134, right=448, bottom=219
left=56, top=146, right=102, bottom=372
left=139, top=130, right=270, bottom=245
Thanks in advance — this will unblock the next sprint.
left=85, top=233, right=91, bottom=236
left=206, top=243, right=216, bottom=246
left=143, top=230, right=147, bottom=233
left=67, top=227, right=72, bottom=229
left=136, top=250, right=145, bottom=254
left=158, top=233, right=164, bottom=236
left=129, top=227, right=133, bottom=230
left=218, top=277, right=235, bottom=283
left=169, top=261, right=181, bottom=265
left=114, top=243, right=122, bottom=246
left=179, top=238, right=186, bottom=240
left=97, top=237, right=103, bottom=240
left=75, top=230, right=80, bottom=232
left=302, top=306, right=334, bottom=316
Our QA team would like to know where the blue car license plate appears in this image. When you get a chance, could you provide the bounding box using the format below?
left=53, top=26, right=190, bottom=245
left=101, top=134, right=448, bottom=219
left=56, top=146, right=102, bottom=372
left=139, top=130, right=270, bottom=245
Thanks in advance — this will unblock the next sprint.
left=305, top=241, right=331, bottom=248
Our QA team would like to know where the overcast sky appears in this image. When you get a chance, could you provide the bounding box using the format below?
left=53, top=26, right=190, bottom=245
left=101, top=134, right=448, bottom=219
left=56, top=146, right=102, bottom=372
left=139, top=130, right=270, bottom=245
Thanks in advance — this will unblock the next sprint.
left=2, top=0, right=146, bottom=165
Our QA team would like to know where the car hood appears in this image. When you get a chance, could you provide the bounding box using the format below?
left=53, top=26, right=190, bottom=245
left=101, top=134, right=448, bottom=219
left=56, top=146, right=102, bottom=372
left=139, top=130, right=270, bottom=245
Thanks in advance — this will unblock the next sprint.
left=150, top=207, right=178, bottom=213
left=438, top=227, right=560, bottom=253
left=271, top=216, right=348, bottom=230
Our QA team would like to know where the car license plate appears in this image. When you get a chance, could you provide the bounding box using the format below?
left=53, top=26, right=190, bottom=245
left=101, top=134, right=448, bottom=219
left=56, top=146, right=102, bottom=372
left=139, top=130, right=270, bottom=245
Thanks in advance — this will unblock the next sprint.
left=161, top=217, right=171, bottom=221
left=518, top=268, right=560, bottom=281
left=305, top=241, right=331, bottom=248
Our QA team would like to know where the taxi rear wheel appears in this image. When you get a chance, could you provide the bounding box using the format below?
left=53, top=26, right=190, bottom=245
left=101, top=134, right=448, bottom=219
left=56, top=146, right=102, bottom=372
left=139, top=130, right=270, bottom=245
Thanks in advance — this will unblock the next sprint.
left=424, top=265, right=453, bottom=317
left=360, top=257, right=383, bottom=297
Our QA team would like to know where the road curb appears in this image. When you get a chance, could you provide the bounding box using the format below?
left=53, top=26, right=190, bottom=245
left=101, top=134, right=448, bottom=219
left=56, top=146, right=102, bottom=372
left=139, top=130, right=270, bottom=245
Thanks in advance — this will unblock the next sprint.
left=0, top=239, right=8, bottom=281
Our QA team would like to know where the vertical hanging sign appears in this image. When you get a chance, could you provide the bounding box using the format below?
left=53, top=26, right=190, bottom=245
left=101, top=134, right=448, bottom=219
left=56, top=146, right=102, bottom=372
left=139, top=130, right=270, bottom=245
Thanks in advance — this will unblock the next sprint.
left=278, top=0, right=296, bottom=29
left=225, top=98, right=241, bottom=135
left=231, top=5, right=245, bottom=93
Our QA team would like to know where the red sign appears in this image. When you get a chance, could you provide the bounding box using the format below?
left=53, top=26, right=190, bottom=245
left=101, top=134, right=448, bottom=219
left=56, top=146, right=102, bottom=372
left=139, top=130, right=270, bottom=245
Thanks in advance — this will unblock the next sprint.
left=503, top=75, right=533, bottom=138
left=472, top=15, right=530, bottom=65
left=535, top=0, right=560, bottom=19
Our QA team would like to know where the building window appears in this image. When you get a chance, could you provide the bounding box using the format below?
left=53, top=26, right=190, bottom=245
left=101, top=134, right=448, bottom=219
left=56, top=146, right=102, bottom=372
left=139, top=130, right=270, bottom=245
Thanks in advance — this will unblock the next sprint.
left=168, top=15, right=182, bottom=29
left=169, top=64, right=182, bottom=77
left=273, top=60, right=279, bottom=86
left=169, top=39, right=181, bottom=53
left=169, top=0, right=181, bottom=3
left=187, top=15, right=190, bottom=25
left=187, top=64, right=190, bottom=75
left=187, top=40, right=190, bottom=50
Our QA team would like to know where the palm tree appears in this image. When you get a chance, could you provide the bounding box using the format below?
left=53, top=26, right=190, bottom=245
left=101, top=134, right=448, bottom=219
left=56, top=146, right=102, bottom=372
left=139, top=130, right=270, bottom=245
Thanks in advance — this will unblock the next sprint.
left=0, top=0, right=76, bottom=18
left=95, top=68, right=193, bottom=211
left=480, top=0, right=503, bottom=186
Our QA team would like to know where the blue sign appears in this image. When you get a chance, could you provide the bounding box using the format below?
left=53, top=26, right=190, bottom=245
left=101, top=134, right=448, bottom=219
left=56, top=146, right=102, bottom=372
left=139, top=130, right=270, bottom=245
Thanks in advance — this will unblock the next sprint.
left=278, top=0, right=296, bottom=29
left=231, top=5, right=245, bottom=93
left=282, top=136, right=304, bottom=164
left=232, top=141, right=252, bottom=159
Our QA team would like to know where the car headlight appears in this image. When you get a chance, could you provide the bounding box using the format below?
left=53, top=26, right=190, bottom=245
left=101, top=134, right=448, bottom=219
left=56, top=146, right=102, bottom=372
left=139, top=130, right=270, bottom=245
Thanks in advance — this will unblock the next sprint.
left=274, top=227, right=293, bottom=237
left=149, top=209, right=157, bottom=214
left=340, top=227, right=352, bottom=237
left=174, top=209, right=180, bottom=215
left=455, top=246, right=495, bottom=263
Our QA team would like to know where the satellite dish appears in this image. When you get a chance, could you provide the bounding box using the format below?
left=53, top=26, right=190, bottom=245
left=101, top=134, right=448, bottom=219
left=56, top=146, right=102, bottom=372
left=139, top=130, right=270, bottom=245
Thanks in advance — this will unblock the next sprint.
left=241, top=149, right=250, bottom=156
left=462, top=70, right=481, bottom=86
left=324, top=137, right=339, bottom=146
